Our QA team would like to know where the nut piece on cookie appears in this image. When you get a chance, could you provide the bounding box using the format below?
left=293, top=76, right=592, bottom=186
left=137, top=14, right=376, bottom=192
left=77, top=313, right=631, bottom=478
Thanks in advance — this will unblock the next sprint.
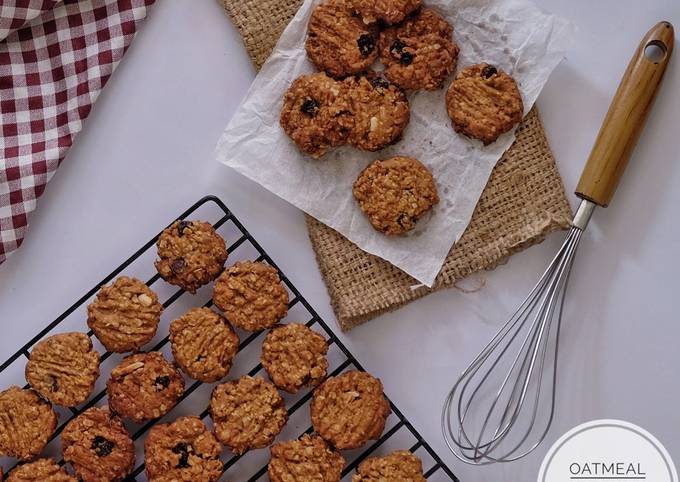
left=170, top=307, right=240, bottom=383
left=87, top=276, right=163, bottom=353
left=145, top=416, right=223, bottom=482
left=261, top=323, right=329, bottom=393
left=5, top=458, right=77, bottom=482
left=306, top=0, right=379, bottom=78
left=268, top=434, right=345, bottom=482
left=213, top=261, right=289, bottom=332
left=61, top=406, right=135, bottom=482
left=379, top=8, right=459, bottom=91
left=209, top=375, right=288, bottom=455
left=155, top=220, right=228, bottom=294
left=349, top=0, right=422, bottom=25
left=352, top=450, right=426, bottom=481
left=353, top=156, right=439, bottom=235
left=343, top=74, right=410, bottom=151
left=107, top=352, right=185, bottom=423
left=280, top=72, right=353, bottom=158
left=446, top=63, right=524, bottom=144
left=0, top=387, right=57, bottom=460
left=26, top=332, right=100, bottom=407
left=311, top=370, right=391, bottom=449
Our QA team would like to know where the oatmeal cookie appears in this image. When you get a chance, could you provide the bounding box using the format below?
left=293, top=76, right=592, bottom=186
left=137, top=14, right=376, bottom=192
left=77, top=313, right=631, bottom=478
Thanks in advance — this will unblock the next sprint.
left=145, top=416, right=223, bottom=482
left=61, top=407, right=135, bottom=482
left=379, top=8, right=458, bottom=91
left=446, top=63, right=524, bottom=144
left=25, top=332, right=100, bottom=407
left=311, top=371, right=390, bottom=449
left=306, top=0, right=379, bottom=78
left=353, top=156, right=439, bottom=235
left=213, top=261, right=289, bottom=332
left=261, top=323, right=328, bottom=393
left=155, top=220, right=228, bottom=294
left=170, top=307, right=239, bottom=383
left=268, top=434, right=345, bottom=482
left=87, top=276, right=163, bottom=353
left=0, top=387, right=57, bottom=460
left=352, top=450, right=426, bottom=481
left=5, top=458, right=76, bottom=482
left=209, top=376, right=288, bottom=455
left=280, top=72, right=353, bottom=158
left=107, top=352, right=185, bottom=423
left=343, top=74, right=410, bottom=151
left=349, top=0, right=421, bottom=24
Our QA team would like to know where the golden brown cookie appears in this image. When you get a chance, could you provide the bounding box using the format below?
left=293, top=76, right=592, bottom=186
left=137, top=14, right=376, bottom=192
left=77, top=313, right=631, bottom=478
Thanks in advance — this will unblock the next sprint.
left=306, top=0, right=379, bottom=78
left=209, top=376, right=288, bottom=455
left=25, top=332, right=100, bottom=407
left=349, top=0, right=421, bottom=24
left=155, top=220, right=228, bottom=294
left=352, top=450, right=426, bottom=481
left=353, top=156, right=439, bottom=235
left=280, top=72, right=353, bottom=159
left=261, top=323, right=329, bottom=393
left=107, top=352, right=185, bottom=423
left=343, top=74, right=410, bottom=151
left=268, top=434, right=345, bottom=482
left=170, top=307, right=240, bottom=383
left=0, top=387, right=57, bottom=460
left=5, top=458, right=76, bottom=482
left=311, top=371, right=391, bottom=449
left=446, top=63, right=524, bottom=144
left=61, top=406, right=135, bottom=482
left=144, top=416, right=223, bottom=482
left=213, top=261, right=289, bottom=332
left=87, top=276, right=163, bottom=353
left=379, top=8, right=458, bottom=91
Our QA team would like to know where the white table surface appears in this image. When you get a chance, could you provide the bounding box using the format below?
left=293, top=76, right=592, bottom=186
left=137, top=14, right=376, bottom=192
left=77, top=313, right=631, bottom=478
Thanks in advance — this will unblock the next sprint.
left=1, top=0, right=679, bottom=479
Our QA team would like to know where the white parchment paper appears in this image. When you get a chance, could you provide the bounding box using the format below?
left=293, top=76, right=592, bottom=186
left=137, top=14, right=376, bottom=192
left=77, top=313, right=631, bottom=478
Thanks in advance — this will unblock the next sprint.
left=216, top=0, right=573, bottom=287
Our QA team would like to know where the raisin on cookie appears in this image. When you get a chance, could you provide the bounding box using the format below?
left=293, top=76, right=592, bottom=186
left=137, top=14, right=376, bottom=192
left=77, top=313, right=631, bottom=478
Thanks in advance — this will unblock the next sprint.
left=261, top=323, right=329, bottom=393
left=87, top=276, right=163, bottom=353
left=107, top=352, right=185, bottom=423
left=155, top=220, right=228, bottom=294
left=311, top=371, right=391, bottom=449
left=209, top=376, right=288, bottom=455
left=0, top=387, right=57, bottom=460
left=5, top=458, right=76, bottom=482
left=379, top=8, right=458, bottom=91
left=61, top=407, right=135, bottom=482
left=446, top=63, right=524, bottom=144
left=170, top=307, right=239, bottom=383
left=349, top=0, right=421, bottom=24
left=352, top=450, right=426, bottom=481
left=353, top=156, right=439, bottom=235
left=343, top=74, right=410, bottom=151
left=306, top=0, right=379, bottom=78
left=268, top=434, right=345, bottom=482
left=145, top=416, right=223, bottom=482
left=280, top=72, right=352, bottom=158
left=213, top=261, right=289, bottom=332
left=25, top=332, right=100, bottom=407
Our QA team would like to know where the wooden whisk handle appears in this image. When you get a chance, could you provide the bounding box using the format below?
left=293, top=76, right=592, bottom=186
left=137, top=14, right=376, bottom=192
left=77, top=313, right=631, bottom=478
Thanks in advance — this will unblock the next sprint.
left=575, top=21, right=674, bottom=207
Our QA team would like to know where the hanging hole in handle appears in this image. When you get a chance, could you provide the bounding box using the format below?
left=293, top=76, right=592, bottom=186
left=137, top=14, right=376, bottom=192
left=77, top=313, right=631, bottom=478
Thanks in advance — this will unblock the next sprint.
left=644, top=40, right=667, bottom=63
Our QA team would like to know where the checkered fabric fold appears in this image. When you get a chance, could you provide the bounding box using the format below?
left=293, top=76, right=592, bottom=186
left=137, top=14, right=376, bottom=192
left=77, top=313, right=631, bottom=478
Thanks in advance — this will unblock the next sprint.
left=0, top=0, right=155, bottom=264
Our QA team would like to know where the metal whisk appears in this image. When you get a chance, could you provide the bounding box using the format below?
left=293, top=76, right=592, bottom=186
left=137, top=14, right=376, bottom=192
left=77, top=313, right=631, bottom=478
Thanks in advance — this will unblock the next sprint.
left=442, top=21, right=674, bottom=465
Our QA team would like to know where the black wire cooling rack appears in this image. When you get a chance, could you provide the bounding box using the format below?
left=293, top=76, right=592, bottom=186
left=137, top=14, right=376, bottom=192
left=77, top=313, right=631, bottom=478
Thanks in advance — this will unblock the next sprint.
left=0, top=195, right=459, bottom=482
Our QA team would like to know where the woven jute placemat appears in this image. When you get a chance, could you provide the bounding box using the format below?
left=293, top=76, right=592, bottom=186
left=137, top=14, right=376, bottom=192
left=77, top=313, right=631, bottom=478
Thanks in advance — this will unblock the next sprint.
left=221, top=0, right=573, bottom=330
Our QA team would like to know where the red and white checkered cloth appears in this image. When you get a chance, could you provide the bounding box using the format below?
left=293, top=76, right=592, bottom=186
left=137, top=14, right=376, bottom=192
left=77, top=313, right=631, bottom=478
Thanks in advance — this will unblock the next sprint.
left=0, top=0, right=155, bottom=264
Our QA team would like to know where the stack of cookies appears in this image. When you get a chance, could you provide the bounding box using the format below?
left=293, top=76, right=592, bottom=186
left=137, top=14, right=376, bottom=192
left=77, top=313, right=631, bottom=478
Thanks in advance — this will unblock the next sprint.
left=0, top=218, right=428, bottom=481
left=280, top=0, right=525, bottom=236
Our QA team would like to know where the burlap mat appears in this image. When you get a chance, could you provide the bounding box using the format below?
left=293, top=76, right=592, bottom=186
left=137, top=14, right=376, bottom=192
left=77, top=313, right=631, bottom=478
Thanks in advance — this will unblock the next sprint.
left=221, top=0, right=573, bottom=330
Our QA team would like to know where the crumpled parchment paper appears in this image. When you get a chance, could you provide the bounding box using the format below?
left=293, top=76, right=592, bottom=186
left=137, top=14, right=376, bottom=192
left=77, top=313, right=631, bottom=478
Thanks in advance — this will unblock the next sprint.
left=216, top=0, right=573, bottom=287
